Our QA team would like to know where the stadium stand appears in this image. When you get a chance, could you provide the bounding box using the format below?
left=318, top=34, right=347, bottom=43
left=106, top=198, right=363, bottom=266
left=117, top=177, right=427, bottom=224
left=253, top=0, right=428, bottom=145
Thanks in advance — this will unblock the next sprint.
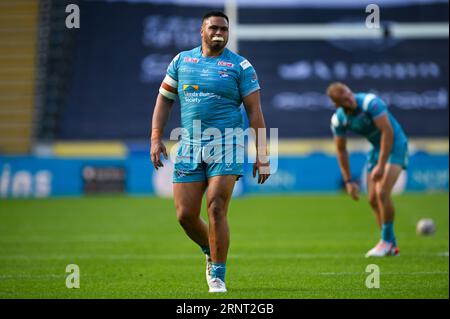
left=0, top=0, right=38, bottom=154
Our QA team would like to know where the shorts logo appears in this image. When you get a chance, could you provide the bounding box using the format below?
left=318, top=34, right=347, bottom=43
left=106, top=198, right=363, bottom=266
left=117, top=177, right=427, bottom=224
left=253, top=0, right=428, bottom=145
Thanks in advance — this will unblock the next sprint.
left=175, top=169, right=189, bottom=177
left=184, top=57, right=199, bottom=63
left=240, top=59, right=252, bottom=70
left=218, top=61, right=234, bottom=67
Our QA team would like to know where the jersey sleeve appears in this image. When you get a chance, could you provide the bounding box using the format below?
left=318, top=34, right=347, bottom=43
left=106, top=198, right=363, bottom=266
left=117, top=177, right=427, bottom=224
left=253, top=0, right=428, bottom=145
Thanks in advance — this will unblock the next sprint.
left=238, top=59, right=260, bottom=98
left=363, top=94, right=388, bottom=119
left=166, top=53, right=180, bottom=82
left=330, top=113, right=347, bottom=137
left=159, top=53, right=180, bottom=101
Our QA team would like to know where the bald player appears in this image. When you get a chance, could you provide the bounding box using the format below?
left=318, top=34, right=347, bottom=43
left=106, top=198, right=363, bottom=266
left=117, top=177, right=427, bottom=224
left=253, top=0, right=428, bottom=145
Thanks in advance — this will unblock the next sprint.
left=327, top=82, right=408, bottom=257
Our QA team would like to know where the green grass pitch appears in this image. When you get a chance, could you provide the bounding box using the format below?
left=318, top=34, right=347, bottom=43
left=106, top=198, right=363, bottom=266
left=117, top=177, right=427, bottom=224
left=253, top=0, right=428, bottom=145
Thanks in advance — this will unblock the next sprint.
left=0, top=193, right=448, bottom=299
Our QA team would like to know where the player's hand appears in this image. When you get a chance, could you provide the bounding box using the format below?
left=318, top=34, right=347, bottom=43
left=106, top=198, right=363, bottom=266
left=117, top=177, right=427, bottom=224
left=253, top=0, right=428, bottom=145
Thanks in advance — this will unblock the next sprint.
left=346, top=182, right=360, bottom=201
left=150, top=139, right=168, bottom=170
left=371, top=164, right=385, bottom=183
left=253, top=159, right=270, bottom=184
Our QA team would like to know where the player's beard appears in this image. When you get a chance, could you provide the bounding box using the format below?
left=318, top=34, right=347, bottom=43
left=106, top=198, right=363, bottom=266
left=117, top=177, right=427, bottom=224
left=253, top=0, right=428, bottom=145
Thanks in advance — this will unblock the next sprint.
left=208, top=37, right=227, bottom=53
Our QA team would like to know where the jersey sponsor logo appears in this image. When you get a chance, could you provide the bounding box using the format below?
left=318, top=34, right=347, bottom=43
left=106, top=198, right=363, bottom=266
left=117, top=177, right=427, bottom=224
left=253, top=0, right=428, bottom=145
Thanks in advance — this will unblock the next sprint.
left=251, top=72, right=258, bottom=83
left=371, top=101, right=380, bottom=112
left=183, top=57, right=199, bottom=63
left=183, top=84, right=202, bottom=103
left=200, top=68, right=210, bottom=77
left=240, top=59, right=252, bottom=70
left=219, top=70, right=229, bottom=78
left=179, top=67, right=195, bottom=73
left=183, top=84, right=199, bottom=91
left=182, top=85, right=220, bottom=103
left=218, top=61, right=234, bottom=67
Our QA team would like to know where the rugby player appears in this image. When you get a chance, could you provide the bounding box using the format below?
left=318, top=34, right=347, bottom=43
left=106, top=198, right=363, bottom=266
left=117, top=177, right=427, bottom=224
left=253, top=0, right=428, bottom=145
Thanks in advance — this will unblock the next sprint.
left=150, top=11, right=270, bottom=292
left=327, top=82, right=408, bottom=257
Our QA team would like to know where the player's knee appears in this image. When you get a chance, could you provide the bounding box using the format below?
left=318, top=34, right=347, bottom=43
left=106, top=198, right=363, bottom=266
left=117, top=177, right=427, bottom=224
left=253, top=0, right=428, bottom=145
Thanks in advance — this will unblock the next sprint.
left=375, top=186, right=388, bottom=202
left=176, top=207, right=195, bottom=227
left=207, top=198, right=226, bottom=222
left=368, top=195, right=378, bottom=208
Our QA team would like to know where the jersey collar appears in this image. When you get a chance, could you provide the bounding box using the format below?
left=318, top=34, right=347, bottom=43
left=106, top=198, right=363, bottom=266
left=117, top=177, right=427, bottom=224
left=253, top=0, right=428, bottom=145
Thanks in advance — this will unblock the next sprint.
left=198, top=45, right=228, bottom=59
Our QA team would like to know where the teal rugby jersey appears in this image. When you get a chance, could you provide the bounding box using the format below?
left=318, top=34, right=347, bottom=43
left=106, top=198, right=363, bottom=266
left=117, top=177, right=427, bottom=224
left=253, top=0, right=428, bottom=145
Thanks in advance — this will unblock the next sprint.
left=331, top=93, right=408, bottom=149
left=165, top=46, right=260, bottom=146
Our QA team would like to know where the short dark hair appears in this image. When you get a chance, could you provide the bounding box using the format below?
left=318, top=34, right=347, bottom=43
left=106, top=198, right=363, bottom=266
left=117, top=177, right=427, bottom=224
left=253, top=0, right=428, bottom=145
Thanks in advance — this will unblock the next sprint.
left=202, top=11, right=229, bottom=24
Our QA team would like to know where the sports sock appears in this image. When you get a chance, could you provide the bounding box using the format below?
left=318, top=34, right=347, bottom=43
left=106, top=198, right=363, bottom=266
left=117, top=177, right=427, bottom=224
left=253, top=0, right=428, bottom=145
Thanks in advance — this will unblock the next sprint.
left=211, top=262, right=226, bottom=282
left=381, top=222, right=397, bottom=246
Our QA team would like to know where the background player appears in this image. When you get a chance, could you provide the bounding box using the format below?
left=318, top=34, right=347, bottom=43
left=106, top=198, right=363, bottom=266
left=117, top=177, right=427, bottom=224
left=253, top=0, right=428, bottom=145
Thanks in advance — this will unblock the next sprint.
left=327, top=82, right=409, bottom=257
left=150, top=11, right=270, bottom=292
